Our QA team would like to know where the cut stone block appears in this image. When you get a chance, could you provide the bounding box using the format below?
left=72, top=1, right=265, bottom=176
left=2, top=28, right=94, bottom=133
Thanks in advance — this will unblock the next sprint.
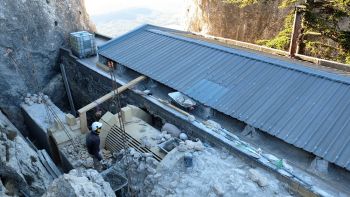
left=54, top=119, right=63, bottom=130
left=121, top=105, right=151, bottom=124
left=65, top=113, right=77, bottom=126
left=47, top=127, right=57, bottom=135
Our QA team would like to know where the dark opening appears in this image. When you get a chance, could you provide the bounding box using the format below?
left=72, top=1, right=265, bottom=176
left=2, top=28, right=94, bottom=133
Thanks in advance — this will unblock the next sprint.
left=48, top=136, right=61, bottom=165
left=23, top=175, right=34, bottom=185
left=54, top=21, right=58, bottom=26
left=138, top=106, right=164, bottom=130
left=30, top=155, right=37, bottom=163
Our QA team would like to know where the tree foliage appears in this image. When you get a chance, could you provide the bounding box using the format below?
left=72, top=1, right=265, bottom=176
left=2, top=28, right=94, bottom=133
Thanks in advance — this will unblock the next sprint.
left=225, top=0, right=350, bottom=63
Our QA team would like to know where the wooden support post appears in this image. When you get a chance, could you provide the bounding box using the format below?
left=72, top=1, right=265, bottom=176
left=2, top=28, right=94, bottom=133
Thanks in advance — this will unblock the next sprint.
left=78, top=75, right=147, bottom=133
left=79, top=112, right=88, bottom=133
left=60, top=64, right=76, bottom=116
left=289, top=6, right=303, bottom=58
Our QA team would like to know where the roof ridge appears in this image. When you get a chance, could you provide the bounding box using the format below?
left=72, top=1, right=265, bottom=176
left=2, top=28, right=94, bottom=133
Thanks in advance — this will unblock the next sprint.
left=146, top=28, right=350, bottom=86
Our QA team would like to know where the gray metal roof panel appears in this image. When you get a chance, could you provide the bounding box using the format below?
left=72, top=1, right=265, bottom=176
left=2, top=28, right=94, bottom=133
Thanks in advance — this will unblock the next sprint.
left=98, top=25, right=350, bottom=170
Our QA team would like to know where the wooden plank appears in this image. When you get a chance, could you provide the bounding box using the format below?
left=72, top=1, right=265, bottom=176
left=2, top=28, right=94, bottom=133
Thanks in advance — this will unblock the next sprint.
left=41, top=149, right=62, bottom=178
left=78, top=75, right=146, bottom=133
left=79, top=112, right=88, bottom=133
left=158, top=98, right=191, bottom=116
left=60, top=64, right=76, bottom=116
left=289, top=8, right=302, bottom=58
left=96, top=62, right=112, bottom=72
left=78, top=75, right=146, bottom=114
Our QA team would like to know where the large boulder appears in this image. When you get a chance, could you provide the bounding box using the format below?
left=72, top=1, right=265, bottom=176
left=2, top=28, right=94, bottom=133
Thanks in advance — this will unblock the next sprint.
left=0, top=125, right=53, bottom=196
left=43, top=169, right=115, bottom=197
left=0, top=0, right=95, bottom=131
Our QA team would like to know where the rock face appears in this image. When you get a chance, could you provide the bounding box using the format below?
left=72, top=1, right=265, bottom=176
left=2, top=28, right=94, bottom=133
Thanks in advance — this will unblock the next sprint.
left=186, top=0, right=292, bottom=43
left=0, top=0, right=94, bottom=130
left=0, top=112, right=53, bottom=196
left=43, top=169, right=115, bottom=197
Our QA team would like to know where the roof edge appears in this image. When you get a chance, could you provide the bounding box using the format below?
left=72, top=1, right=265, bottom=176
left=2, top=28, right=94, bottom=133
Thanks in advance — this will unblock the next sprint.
left=146, top=29, right=350, bottom=86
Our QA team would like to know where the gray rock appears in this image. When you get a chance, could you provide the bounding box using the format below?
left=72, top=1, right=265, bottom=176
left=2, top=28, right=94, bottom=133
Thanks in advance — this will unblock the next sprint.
left=179, top=133, right=188, bottom=140
left=0, top=131, right=53, bottom=196
left=212, top=184, right=224, bottom=197
left=43, top=169, right=115, bottom=197
left=248, top=168, right=269, bottom=187
left=161, top=123, right=181, bottom=138
left=310, top=157, right=329, bottom=174
left=0, top=0, right=95, bottom=130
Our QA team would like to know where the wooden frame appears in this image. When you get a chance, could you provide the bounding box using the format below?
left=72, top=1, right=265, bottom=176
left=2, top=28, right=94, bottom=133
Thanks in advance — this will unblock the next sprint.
left=78, top=75, right=147, bottom=133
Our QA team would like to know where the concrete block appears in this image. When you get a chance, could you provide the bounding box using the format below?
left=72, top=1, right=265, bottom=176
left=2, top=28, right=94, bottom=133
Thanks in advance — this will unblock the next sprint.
left=101, top=111, right=116, bottom=126
left=100, top=111, right=116, bottom=149
left=47, top=127, right=57, bottom=135
left=52, top=131, right=70, bottom=145
left=69, top=119, right=81, bottom=131
left=54, top=120, right=63, bottom=130
left=121, top=105, right=151, bottom=124
left=65, top=113, right=77, bottom=126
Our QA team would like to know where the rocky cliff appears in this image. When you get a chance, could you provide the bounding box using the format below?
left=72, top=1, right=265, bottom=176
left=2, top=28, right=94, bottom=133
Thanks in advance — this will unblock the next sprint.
left=0, top=0, right=94, bottom=131
left=187, top=0, right=293, bottom=43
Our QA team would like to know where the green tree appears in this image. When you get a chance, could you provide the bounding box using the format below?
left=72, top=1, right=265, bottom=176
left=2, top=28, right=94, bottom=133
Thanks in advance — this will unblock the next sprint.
left=225, top=0, right=350, bottom=63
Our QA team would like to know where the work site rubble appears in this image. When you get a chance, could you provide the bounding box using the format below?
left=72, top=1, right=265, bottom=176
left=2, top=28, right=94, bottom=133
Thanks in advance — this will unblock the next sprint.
left=106, top=136, right=294, bottom=197
left=43, top=169, right=115, bottom=197
left=151, top=146, right=294, bottom=197
left=61, top=136, right=114, bottom=170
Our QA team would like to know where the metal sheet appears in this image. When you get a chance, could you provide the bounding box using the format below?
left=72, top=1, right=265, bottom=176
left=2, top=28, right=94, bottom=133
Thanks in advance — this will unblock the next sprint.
left=98, top=25, right=350, bottom=170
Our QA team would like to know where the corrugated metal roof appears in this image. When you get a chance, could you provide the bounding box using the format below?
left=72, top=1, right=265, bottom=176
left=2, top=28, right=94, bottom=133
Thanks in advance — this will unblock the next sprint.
left=98, top=24, right=350, bottom=170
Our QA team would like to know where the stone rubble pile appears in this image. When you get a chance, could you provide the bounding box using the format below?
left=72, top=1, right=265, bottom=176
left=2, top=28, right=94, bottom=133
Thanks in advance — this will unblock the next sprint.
left=151, top=130, right=172, bottom=144
left=107, top=137, right=294, bottom=197
left=43, top=169, right=115, bottom=197
left=61, top=137, right=114, bottom=170
left=150, top=146, right=294, bottom=197
left=61, top=141, right=93, bottom=168
left=23, top=93, right=50, bottom=106
left=108, top=148, right=160, bottom=196
left=177, top=139, right=204, bottom=152
left=152, top=123, right=188, bottom=145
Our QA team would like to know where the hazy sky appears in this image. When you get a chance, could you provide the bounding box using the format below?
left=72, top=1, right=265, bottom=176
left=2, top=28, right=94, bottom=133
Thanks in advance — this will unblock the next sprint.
left=85, top=0, right=187, bottom=36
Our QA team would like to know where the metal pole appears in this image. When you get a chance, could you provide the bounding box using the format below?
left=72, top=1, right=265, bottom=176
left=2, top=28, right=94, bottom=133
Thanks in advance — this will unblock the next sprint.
left=60, top=63, right=77, bottom=116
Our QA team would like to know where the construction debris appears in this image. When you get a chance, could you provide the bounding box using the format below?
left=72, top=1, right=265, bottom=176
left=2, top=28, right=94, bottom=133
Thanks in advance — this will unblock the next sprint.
left=168, top=91, right=196, bottom=108
left=60, top=136, right=114, bottom=170
left=105, top=136, right=294, bottom=197
left=43, top=169, right=115, bottom=197
left=242, top=124, right=258, bottom=138
left=108, top=148, right=160, bottom=196
left=150, top=146, right=293, bottom=197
